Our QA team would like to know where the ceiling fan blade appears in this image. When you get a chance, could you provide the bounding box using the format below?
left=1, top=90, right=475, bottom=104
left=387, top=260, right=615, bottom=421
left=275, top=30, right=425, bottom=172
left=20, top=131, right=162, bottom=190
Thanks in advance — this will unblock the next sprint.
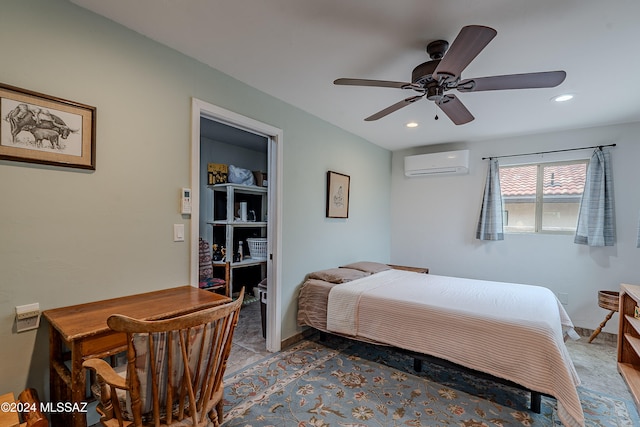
left=458, top=71, right=567, bottom=92
left=436, top=94, right=474, bottom=125
left=364, top=95, right=423, bottom=121
left=334, top=78, right=413, bottom=89
left=433, top=25, right=497, bottom=82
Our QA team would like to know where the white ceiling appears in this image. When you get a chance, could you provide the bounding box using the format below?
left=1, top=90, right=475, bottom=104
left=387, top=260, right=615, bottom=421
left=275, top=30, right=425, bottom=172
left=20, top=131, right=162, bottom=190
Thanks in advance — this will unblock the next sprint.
left=71, top=0, right=640, bottom=151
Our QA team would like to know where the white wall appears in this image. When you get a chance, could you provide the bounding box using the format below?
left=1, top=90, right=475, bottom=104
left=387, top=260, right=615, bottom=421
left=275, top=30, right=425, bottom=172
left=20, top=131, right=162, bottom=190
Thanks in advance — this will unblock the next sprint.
left=391, top=122, right=640, bottom=334
left=0, top=0, right=391, bottom=398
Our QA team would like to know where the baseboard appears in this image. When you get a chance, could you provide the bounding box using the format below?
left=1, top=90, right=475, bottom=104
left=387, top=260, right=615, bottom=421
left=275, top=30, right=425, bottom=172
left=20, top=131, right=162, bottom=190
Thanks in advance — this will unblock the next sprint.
left=281, top=328, right=316, bottom=349
left=574, top=326, right=617, bottom=345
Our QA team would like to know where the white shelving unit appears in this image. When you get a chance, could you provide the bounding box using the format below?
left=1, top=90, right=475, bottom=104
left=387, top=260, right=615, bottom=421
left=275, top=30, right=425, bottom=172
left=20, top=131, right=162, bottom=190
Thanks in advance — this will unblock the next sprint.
left=207, top=183, right=267, bottom=296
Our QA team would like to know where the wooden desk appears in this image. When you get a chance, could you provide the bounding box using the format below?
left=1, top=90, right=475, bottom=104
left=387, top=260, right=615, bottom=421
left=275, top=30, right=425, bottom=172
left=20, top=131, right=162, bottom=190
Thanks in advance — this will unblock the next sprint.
left=43, top=286, right=230, bottom=427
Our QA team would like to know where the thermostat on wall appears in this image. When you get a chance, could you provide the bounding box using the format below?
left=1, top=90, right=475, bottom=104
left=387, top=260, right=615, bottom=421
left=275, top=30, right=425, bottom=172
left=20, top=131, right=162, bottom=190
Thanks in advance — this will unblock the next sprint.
left=181, top=187, right=192, bottom=214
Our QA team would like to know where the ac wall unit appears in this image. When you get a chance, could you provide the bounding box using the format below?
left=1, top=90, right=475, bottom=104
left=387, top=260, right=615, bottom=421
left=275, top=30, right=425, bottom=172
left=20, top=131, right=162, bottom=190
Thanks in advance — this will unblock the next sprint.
left=404, top=150, right=469, bottom=176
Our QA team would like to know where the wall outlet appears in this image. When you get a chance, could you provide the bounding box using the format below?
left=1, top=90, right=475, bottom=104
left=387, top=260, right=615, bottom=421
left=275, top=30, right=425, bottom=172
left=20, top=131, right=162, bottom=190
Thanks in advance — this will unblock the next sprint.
left=16, top=316, right=40, bottom=332
left=16, top=303, right=41, bottom=333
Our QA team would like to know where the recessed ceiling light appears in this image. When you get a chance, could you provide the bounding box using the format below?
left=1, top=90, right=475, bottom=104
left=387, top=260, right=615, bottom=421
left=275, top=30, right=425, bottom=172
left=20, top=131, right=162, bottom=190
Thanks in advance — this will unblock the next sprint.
left=406, top=122, right=419, bottom=128
left=552, top=94, right=574, bottom=102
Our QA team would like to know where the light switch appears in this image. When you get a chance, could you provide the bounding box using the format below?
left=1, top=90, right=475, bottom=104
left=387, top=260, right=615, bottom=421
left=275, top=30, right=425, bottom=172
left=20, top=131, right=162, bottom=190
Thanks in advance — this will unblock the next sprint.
left=173, top=224, right=185, bottom=242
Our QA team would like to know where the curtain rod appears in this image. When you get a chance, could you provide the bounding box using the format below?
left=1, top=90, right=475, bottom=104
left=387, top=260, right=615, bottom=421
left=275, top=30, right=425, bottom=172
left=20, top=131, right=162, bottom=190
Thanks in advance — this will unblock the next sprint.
left=482, top=143, right=616, bottom=160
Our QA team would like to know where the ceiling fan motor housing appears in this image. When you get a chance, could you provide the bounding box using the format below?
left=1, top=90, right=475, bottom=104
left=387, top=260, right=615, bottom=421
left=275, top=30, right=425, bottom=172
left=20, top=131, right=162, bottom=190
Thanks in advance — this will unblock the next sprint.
left=411, top=60, right=439, bottom=86
left=411, top=40, right=450, bottom=87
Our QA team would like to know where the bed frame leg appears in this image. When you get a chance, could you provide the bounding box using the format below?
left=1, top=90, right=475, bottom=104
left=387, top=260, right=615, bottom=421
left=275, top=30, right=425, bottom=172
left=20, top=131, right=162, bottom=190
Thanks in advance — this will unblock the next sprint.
left=413, top=358, right=422, bottom=372
left=531, top=391, right=541, bottom=413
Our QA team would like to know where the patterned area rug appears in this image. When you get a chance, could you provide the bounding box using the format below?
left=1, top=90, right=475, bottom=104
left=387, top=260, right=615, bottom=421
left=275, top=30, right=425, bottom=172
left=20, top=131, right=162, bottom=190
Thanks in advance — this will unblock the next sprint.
left=222, top=335, right=639, bottom=426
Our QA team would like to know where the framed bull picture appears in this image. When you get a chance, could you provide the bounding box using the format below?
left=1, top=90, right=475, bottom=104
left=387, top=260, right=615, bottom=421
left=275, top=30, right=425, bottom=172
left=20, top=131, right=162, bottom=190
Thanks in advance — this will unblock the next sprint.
left=0, top=83, right=96, bottom=170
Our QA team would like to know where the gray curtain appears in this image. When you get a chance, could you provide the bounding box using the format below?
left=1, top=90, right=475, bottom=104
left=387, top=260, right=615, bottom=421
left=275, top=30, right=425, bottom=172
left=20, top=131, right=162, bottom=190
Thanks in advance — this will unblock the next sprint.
left=574, top=148, right=615, bottom=246
left=476, top=158, right=504, bottom=241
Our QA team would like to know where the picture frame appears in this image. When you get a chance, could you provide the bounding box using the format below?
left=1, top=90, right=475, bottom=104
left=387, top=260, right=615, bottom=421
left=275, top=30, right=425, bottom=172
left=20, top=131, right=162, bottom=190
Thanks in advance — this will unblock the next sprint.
left=326, top=170, right=350, bottom=218
left=0, top=83, right=96, bottom=170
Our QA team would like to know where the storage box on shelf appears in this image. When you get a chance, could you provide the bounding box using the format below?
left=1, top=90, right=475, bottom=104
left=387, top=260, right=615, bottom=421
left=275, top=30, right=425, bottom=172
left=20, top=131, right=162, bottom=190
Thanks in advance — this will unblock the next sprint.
left=247, top=237, right=268, bottom=260
left=207, top=183, right=267, bottom=296
left=617, top=283, right=640, bottom=410
left=207, top=163, right=228, bottom=185
left=252, top=170, right=267, bottom=187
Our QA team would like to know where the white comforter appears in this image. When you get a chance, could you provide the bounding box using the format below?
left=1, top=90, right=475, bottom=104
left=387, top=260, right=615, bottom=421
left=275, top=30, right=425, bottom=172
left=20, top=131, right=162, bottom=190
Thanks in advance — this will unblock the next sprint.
left=327, top=269, right=583, bottom=427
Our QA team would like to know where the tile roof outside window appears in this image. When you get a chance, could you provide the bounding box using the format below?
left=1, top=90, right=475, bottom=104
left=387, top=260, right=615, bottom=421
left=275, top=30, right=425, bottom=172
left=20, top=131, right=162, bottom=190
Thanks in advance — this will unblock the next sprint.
left=500, top=163, right=586, bottom=197
left=499, top=160, right=588, bottom=233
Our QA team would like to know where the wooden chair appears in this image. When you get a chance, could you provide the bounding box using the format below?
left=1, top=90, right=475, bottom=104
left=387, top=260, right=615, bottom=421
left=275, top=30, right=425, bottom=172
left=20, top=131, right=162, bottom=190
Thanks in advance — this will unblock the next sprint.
left=0, top=388, right=47, bottom=427
left=83, top=289, right=244, bottom=427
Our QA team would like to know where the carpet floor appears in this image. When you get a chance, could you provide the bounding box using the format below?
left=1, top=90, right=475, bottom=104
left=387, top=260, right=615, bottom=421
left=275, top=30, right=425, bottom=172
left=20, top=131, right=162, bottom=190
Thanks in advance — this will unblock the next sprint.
left=222, top=335, right=639, bottom=426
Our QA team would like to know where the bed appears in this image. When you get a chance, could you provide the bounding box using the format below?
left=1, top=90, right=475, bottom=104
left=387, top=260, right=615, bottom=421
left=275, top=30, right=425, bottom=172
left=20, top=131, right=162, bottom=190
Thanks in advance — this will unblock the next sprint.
left=297, top=261, right=584, bottom=427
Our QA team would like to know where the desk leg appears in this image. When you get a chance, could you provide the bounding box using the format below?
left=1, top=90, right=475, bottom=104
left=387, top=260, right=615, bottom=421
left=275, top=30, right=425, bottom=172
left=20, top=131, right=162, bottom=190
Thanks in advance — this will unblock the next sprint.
left=48, top=326, right=88, bottom=427
left=70, top=341, right=88, bottom=427
left=49, top=325, right=69, bottom=427
left=49, top=326, right=72, bottom=427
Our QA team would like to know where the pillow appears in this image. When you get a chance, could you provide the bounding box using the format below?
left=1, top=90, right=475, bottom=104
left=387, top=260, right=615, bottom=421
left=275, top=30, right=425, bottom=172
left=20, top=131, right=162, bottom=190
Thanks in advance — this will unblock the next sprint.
left=307, top=268, right=369, bottom=283
left=339, top=261, right=391, bottom=274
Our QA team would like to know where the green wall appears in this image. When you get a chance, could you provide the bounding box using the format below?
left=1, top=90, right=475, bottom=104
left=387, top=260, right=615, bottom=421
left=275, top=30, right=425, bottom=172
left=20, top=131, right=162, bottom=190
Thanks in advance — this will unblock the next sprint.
left=0, top=0, right=391, bottom=397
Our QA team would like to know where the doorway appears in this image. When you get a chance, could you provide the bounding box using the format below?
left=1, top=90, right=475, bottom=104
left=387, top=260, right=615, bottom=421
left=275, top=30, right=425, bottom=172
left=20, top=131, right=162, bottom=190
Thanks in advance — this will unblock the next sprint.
left=190, top=98, right=282, bottom=352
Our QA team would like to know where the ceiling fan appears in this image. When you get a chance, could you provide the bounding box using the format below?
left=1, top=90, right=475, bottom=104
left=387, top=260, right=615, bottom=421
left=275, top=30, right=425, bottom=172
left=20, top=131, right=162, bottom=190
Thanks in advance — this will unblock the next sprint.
left=334, top=25, right=566, bottom=125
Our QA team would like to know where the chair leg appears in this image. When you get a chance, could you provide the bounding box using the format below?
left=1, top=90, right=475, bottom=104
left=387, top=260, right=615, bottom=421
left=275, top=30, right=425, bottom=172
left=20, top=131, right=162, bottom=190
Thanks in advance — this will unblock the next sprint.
left=588, top=310, right=615, bottom=343
left=207, top=402, right=223, bottom=427
left=215, top=400, right=224, bottom=427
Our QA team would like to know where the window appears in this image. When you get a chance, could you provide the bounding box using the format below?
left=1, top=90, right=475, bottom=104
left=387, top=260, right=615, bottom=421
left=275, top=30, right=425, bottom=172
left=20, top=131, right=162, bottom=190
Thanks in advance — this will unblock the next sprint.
left=499, top=160, right=588, bottom=233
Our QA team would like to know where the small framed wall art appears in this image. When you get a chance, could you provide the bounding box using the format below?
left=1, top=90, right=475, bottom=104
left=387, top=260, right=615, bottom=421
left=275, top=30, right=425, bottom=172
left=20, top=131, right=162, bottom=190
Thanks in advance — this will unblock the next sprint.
left=326, top=170, right=350, bottom=218
left=0, top=83, right=96, bottom=170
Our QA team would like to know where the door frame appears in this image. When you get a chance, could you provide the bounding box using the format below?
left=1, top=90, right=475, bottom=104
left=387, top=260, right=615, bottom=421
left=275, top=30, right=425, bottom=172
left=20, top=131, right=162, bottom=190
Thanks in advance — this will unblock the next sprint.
left=190, top=98, right=282, bottom=352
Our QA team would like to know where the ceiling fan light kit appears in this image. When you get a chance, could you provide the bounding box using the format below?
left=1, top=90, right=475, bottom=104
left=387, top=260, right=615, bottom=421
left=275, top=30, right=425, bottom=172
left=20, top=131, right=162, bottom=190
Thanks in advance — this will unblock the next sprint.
left=334, top=25, right=566, bottom=125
